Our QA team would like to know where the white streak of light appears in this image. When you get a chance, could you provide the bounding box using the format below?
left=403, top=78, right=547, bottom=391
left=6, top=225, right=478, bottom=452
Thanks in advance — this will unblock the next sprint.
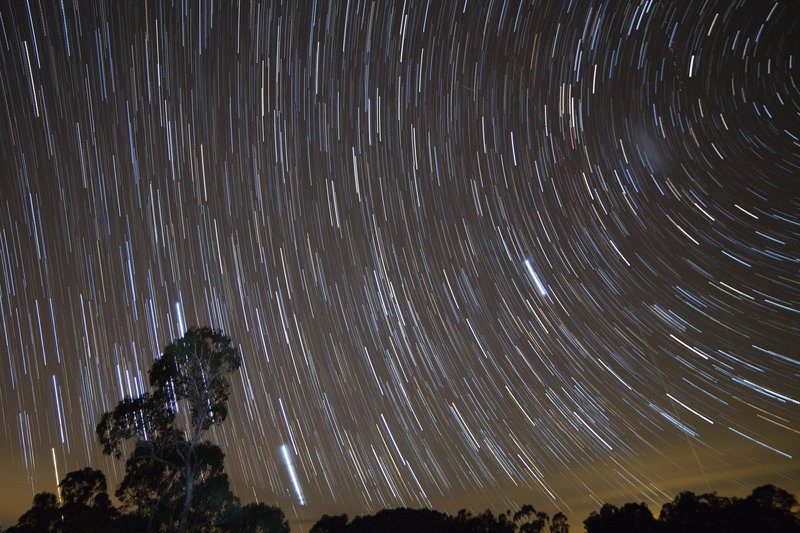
left=525, top=259, right=548, bottom=296
left=52, top=447, right=62, bottom=503
left=175, top=301, right=185, bottom=334
left=281, top=444, right=305, bottom=505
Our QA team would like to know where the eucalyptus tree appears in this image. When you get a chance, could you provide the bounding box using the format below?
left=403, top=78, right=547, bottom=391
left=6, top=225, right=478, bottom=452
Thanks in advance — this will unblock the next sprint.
left=97, top=326, right=242, bottom=533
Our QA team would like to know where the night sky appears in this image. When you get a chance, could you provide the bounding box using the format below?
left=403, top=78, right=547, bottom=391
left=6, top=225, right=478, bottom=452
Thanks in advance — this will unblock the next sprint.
left=1, top=0, right=799, bottom=529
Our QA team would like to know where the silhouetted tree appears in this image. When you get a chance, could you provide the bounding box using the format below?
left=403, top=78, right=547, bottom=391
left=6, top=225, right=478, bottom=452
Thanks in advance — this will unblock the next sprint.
left=96, top=327, right=242, bottom=533
left=514, top=504, right=549, bottom=533
left=721, top=485, right=800, bottom=533
left=492, top=510, right=517, bottom=533
left=584, top=503, right=618, bottom=533
left=614, top=502, right=658, bottom=532
left=5, top=468, right=118, bottom=533
left=458, top=509, right=516, bottom=533
left=748, top=484, right=799, bottom=514
left=453, top=509, right=477, bottom=532
left=58, top=468, right=107, bottom=506
left=57, top=468, right=117, bottom=532
left=656, top=486, right=800, bottom=533
left=549, top=511, right=569, bottom=533
left=659, top=491, right=729, bottom=533
left=299, top=487, right=799, bottom=533
left=311, top=513, right=350, bottom=533
left=4, top=492, right=60, bottom=533
left=237, top=503, right=291, bottom=533
left=347, top=508, right=455, bottom=533
left=585, top=502, right=658, bottom=533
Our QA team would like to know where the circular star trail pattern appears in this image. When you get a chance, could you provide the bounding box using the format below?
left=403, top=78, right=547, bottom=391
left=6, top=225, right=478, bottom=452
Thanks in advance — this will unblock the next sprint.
left=0, top=0, right=798, bottom=527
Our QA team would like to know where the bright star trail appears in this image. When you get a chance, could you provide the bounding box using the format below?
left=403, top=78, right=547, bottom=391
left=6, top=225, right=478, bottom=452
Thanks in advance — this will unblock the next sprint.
left=281, top=444, right=306, bottom=507
left=524, top=259, right=548, bottom=297
left=0, top=0, right=798, bottom=529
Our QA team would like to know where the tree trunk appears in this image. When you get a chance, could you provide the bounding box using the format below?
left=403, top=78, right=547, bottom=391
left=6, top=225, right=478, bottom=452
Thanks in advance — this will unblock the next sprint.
left=177, top=465, right=194, bottom=533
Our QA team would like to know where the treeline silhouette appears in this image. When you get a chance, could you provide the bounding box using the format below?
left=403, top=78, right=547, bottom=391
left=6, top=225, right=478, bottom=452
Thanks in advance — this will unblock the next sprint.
left=5, top=477, right=799, bottom=532
left=308, top=485, right=800, bottom=533
left=3, top=329, right=798, bottom=532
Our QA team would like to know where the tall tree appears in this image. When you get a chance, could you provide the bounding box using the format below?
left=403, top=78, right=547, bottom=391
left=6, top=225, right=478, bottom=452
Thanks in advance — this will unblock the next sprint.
left=97, top=326, right=242, bottom=533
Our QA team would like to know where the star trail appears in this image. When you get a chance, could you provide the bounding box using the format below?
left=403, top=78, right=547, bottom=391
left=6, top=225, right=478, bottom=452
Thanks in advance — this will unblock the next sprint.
left=0, top=0, right=798, bottom=529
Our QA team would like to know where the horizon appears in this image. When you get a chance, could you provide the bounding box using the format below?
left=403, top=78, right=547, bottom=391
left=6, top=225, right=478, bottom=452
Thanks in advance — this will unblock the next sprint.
left=1, top=0, right=798, bottom=530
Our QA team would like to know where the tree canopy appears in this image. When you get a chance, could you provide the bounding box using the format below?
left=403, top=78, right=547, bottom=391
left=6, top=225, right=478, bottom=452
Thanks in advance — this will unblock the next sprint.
left=4, top=469, right=121, bottom=533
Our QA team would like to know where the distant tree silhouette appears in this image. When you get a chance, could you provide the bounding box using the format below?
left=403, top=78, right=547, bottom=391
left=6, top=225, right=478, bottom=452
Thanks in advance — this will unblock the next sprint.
left=347, top=508, right=455, bottom=533
left=748, top=484, right=799, bottom=513
left=549, top=511, right=569, bottom=533
left=454, top=509, right=476, bottom=532
left=514, top=504, right=549, bottom=533
left=659, top=491, right=730, bottom=533
left=311, top=513, right=350, bottom=533
left=580, top=484, right=800, bottom=533
left=658, top=485, right=800, bottom=533
left=583, top=503, right=617, bottom=533
left=453, top=508, right=516, bottom=533
left=96, top=327, right=242, bottom=533
left=299, top=488, right=799, bottom=533
left=614, top=502, right=658, bottom=532
left=234, top=503, right=291, bottom=533
left=739, top=484, right=800, bottom=532
left=493, top=510, right=517, bottom=533
left=4, top=492, right=61, bottom=533
left=4, top=468, right=119, bottom=533
left=584, top=502, right=658, bottom=533
left=308, top=505, right=565, bottom=533
left=57, top=468, right=118, bottom=532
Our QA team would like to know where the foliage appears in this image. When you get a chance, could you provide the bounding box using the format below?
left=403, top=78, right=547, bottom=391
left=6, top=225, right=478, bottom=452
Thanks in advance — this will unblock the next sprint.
left=347, top=508, right=458, bottom=533
left=581, top=485, right=800, bottom=533
left=311, top=514, right=350, bottom=533
left=4, top=492, right=61, bottom=533
left=305, top=486, right=799, bottom=533
left=4, top=469, right=122, bottom=533
left=549, top=512, right=569, bottom=533
left=310, top=506, right=561, bottom=533
left=658, top=490, right=728, bottom=532
left=236, top=503, right=291, bottom=533
left=514, top=504, right=549, bottom=533
left=658, top=485, right=800, bottom=533
left=738, top=484, right=800, bottom=532
left=2, top=465, right=292, bottom=533
left=584, top=502, right=658, bottom=533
